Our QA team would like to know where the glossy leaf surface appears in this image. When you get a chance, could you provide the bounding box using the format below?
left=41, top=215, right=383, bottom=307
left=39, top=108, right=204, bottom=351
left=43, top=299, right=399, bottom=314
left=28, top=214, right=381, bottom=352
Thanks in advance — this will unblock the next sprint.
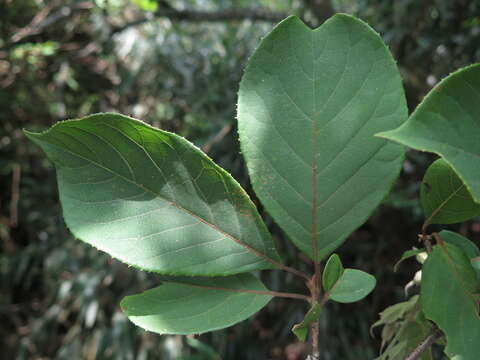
left=420, top=159, right=480, bottom=225
left=238, top=14, right=407, bottom=260
left=121, top=274, right=272, bottom=335
left=25, top=113, right=281, bottom=276
left=378, top=64, right=480, bottom=203
left=329, top=269, right=376, bottom=303
left=421, top=242, right=480, bottom=359
left=322, top=253, right=344, bottom=291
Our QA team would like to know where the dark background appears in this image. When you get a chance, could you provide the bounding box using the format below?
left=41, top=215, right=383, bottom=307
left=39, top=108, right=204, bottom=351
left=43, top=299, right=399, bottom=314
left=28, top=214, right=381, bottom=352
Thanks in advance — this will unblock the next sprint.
left=1, top=0, right=480, bottom=359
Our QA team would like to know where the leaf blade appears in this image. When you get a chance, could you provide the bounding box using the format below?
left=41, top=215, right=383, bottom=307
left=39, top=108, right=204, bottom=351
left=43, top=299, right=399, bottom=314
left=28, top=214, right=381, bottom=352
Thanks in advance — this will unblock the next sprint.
left=421, top=158, right=480, bottom=225
left=120, top=273, right=272, bottom=335
left=237, top=14, right=407, bottom=260
left=329, top=268, right=376, bottom=303
left=322, top=253, right=344, bottom=291
left=292, top=302, right=322, bottom=342
left=421, top=241, right=480, bottom=359
left=378, top=64, right=480, bottom=203
left=25, top=113, right=281, bottom=276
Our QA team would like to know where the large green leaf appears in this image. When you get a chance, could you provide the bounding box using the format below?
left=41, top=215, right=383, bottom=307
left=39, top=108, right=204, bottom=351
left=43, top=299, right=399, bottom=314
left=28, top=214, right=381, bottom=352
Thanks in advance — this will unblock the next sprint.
left=237, top=14, right=407, bottom=260
left=328, top=268, right=376, bottom=303
left=120, top=274, right=272, bottom=335
left=420, top=158, right=480, bottom=225
left=25, top=113, right=281, bottom=276
left=421, top=241, right=480, bottom=359
left=378, top=64, right=480, bottom=203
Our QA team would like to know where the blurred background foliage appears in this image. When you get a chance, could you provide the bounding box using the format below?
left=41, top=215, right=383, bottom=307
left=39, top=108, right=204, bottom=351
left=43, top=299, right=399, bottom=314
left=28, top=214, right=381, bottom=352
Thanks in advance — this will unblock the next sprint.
left=1, top=0, right=480, bottom=359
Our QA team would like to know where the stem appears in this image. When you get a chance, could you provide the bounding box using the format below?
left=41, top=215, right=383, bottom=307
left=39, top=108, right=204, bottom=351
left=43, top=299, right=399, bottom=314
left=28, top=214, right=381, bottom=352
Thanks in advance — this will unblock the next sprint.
left=168, top=282, right=311, bottom=302
left=278, top=263, right=311, bottom=281
left=405, top=328, right=442, bottom=360
left=310, top=321, right=320, bottom=359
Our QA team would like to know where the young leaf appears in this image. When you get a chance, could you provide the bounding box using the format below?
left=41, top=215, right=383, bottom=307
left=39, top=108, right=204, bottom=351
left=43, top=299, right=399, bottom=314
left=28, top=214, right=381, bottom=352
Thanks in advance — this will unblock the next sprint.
left=237, top=14, right=407, bottom=261
left=25, top=113, right=282, bottom=276
left=372, top=296, right=434, bottom=360
left=291, top=302, right=322, bottom=342
left=120, top=274, right=272, bottom=335
left=420, top=158, right=480, bottom=225
left=377, top=64, right=480, bottom=203
left=421, top=241, right=480, bottom=359
left=393, top=248, right=425, bottom=272
left=328, top=269, right=376, bottom=303
left=322, top=253, right=344, bottom=291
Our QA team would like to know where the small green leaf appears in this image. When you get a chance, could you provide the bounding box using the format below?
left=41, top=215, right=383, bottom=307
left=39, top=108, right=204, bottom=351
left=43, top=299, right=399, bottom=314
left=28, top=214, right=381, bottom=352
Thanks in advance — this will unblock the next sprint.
left=120, top=274, right=272, bottom=335
left=377, top=63, right=480, bottom=203
left=421, top=242, right=480, bottom=359
left=238, top=14, right=407, bottom=260
left=393, top=249, right=425, bottom=272
left=25, top=113, right=281, bottom=276
left=421, top=159, right=480, bottom=225
left=329, top=269, right=376, bottom=303
left=322, top=253, right=344, bottom=291
left=292, top=302, right=322, bottom=342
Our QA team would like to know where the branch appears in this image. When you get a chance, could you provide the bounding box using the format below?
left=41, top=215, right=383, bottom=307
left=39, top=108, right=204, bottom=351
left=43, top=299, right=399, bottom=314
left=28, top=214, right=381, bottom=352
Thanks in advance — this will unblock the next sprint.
left=8, top=2, right=94, bottom=45
left=112, top=7, right=289, bottom=34
left=405, top=328, right=442, bottom=360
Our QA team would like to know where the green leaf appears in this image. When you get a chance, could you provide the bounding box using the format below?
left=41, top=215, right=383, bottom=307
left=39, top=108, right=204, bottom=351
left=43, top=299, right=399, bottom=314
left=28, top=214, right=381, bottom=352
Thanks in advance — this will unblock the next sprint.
left=377, top=64, right=480, bottom=203
left=421, top=242, right=480, bottom=359
left=322, top=253, right=344, bottom=291
left=329, top=269, right=376, bottom=303
left=373, top=296, right=434, bottom=360
left=440, top=230, right=480, bottom=259
left=237, top=14, right=407, bottom=260
left=24, top=113, right=281, bottom=276
left=420, top=159, right=480, bottom=225
left=371, top=295, right=419, bottom=333
left=440, top=230, right=480, bottom=281
left=120, top=273, right=272, bottom=335
left=131, top=0, right=158, bottom=12
left=393, top=249, right=425, bottom=272
left=291, top=302, right=322, bottom=342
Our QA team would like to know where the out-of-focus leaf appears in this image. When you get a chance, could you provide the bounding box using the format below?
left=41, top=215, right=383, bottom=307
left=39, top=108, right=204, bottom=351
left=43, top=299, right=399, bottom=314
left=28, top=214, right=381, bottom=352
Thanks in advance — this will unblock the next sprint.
left=378, top=64, right=480, bottom=203
left=131, top=0, right=158, bottom=12
left=420, top=159, right=480, bottom=225
left=120, top=274, right=272, bottom=335
left=421, top=241, right=480, bottom=359
left=237, top=14, right=407, bottom=260
left=25, top=113, right=281, bottom=276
